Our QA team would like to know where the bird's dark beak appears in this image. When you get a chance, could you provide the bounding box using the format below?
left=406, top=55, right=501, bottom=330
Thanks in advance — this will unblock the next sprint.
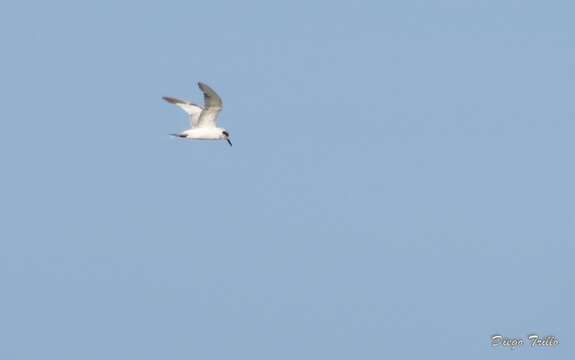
left=226, top=138, right=232, bottom=146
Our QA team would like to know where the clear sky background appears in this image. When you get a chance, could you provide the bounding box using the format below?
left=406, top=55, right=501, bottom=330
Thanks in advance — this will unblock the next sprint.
left=0, top=0, right=573, bottom=359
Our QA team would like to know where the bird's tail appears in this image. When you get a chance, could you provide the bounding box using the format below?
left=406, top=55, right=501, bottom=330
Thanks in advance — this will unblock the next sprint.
left=170, top=133, right=187, bottom=138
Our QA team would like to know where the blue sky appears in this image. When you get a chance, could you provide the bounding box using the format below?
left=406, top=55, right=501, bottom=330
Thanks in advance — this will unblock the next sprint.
left=0, top=1, right=573, bottom=358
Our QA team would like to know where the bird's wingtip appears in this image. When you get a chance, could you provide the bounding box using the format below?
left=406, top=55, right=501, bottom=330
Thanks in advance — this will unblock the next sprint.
left=163, top=96, right=182, bottom=104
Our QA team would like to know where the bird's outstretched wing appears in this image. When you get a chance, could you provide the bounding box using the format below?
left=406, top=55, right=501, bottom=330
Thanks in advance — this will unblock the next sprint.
left=197, top=82, right=223, bottom=128
left=162, top=96, right=203, bottom=128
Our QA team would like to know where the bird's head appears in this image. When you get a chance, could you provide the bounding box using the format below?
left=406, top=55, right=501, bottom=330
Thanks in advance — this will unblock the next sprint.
left=221, top=130, right=232, bottom=146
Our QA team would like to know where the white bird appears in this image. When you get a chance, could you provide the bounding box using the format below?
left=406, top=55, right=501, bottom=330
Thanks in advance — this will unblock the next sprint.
left=163, top=82, right=232, bottom=146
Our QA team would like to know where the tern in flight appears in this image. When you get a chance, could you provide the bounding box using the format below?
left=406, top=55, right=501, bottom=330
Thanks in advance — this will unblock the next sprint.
left=163, top=82, right=232, bottom=146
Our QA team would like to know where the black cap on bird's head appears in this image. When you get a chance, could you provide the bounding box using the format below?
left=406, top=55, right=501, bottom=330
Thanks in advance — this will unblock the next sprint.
left=222, top=130, right=232, bottom=146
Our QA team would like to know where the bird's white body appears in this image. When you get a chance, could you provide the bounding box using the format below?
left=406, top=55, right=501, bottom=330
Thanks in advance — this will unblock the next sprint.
left=181, top=127, right=228, bottom=140
left=163, top=82, right=232, bottom=146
